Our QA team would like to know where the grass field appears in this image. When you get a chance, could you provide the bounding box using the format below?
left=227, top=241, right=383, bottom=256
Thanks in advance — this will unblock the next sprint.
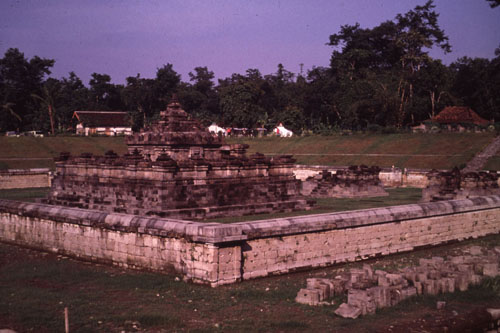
left=1, top=235, right=499, bottom=332
left=228, top=132, right=495, bottom=169
left=0, top=136, right=127, bottom=170
left=0, top=132, right=495, bottom=170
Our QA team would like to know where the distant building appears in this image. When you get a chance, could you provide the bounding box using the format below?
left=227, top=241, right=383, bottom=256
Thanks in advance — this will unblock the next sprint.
left=431, top=106, right=490, bottom=126
left=72, top=111, right=132, bottom=136
left=273, top=123, right=293, bottom=137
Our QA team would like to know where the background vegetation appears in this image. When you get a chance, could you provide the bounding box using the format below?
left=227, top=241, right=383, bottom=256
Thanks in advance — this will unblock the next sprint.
left=1, top=1, right=499, bottom=135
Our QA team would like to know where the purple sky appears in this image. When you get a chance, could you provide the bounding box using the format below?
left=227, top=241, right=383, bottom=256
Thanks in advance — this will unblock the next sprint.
left=1, top=0, right=499, bottom=85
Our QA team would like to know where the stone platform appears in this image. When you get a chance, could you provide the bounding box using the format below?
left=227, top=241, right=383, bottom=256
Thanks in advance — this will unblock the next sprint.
left=44, top=96, right=313, bottom=219
left=2, top=195, right=499, bottom=286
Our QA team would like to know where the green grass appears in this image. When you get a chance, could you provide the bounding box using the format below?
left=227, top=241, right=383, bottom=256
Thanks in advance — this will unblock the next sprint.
left=0, top=136, right=127, bottom=169
left=0, top=133, right=495, bottom=170
left=228, top=132, right=495, bottom=169
left=0, top=187, right=50, bottom=202
left=209, top=188, right=422, bottom=223
left=484, top=156, right=500, bottom=171
left=1, top=234, right=499, bottom=332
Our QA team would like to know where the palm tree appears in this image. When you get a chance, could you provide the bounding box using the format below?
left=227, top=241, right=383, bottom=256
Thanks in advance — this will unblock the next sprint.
left=1, top=101, right=22, bottom=131
left=31, top=81, right=60, bottom=135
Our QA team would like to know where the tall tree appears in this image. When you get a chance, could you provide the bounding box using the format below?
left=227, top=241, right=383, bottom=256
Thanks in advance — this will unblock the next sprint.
left=155, top=64, right=181, bottom=109
left=58, top=72, right=89, bottom=132
left=178, top=66, right=219, bottom=125
left=327, top=0, right=451, bottom=128
left=122, top=74, right=157, bottom=130
left=88, top=73, right=123, bottom=110
left=218, top=69, right=267, bottom=128
left=486, top=0, right=500, bottom=8
left=31, top=78, right=61, bottom=135
left=0, top=48, right=54, bottom=131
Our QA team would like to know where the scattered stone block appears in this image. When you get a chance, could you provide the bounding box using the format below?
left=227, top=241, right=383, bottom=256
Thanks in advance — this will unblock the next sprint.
left=298, top=246, right=500, bottom=319
left=483, top=263, right=499, bottom=277
left=386, top=273, right=405, bottom=286
left=468, top=246, right=483, bottom=255
left=335, top=303, right=362, bottom=319
left=455, top=273, right=471, bottom=291
left=401, top=286, right=417, bottom=300
left=487, top=308, right=500, bottom=321
left=367, top=286, right=391, bottom=308
left=348, top=289, right=376, bottom=315
left=295, top=288, right=320, bottom=306
left=331, top=278, right=347, bottom=296
left=414, top=281, right=423, bottom=295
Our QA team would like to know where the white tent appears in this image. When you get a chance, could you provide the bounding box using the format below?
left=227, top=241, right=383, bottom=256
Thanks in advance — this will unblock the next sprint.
left=273, top=123, right=293, bottom=137
left=208, top=123, right=226, bottom=136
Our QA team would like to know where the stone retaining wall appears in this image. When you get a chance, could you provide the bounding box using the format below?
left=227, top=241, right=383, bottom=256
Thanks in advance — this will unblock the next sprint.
left=293, top=165, right=430, bottom=188
left=0, top=169, right=51, bottom=189
left=0, top=196, right=499, bottom=286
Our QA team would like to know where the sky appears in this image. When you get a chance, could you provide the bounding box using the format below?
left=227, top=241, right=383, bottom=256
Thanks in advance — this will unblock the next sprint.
left=0, top=0, right=499, bottom=85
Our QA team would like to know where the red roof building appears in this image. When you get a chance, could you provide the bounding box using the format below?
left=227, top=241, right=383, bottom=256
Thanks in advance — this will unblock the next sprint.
left=432, top=106, right=490, bottom=126
left=72, top=111, right=132, bottom=136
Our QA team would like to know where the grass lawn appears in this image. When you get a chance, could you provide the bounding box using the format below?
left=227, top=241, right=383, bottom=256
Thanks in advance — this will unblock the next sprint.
left=209, top=187, right=422, bottom=223
left=0, top=234, right=499, bottom=332
left=0, top=187, right=51, bottom=202
left=0, top=136, right=127, bottom=170
left=0, top=132, right=495, bottom=170
left=228, top=132, right=494, bottom=169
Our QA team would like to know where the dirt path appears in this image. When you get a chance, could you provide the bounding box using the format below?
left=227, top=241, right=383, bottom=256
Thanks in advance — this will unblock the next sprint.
left=464, top=135, right=500, bottom=172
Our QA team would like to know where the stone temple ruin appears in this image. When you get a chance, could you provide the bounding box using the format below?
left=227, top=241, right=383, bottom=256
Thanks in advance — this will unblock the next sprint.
left=422, top=168, right=500, bottom=202
left=300, top=165, right=388, bottom=198
left=44, top=96, right=313, bottom=220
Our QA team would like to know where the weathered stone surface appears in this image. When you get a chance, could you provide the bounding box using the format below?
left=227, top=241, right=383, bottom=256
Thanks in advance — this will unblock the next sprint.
left=422, top=168, right=500, bottom=202
left=335, top=303, right=362, bottom=319
left=301, top=166, right=388, bottom=198
left=2, top=192, right=500, bottom=287
left=487, top=308, right=500, bottom=321
left=483, top=263, right=499, bottom=277
left=0, top=168, right=51, bottom=189
left=298, top=245, right=500, bottom=318
left=44, top=96, right=313, bottom=220
left=348, top=289, right=376, bottom=315
left=295, top=288, right=320, bottom=305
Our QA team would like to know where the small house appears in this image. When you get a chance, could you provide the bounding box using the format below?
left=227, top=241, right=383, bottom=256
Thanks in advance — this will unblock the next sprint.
left=431, top=106, right=490, bottom=127
left=73, top=111, right=132, bottom=136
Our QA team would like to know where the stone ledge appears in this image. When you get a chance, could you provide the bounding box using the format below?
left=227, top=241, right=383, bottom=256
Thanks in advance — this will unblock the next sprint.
left=235, top=195, right=500, bottom=239
left=0, top=199, right=247, bottom=244
left=1, top=195, right=499, bottom=244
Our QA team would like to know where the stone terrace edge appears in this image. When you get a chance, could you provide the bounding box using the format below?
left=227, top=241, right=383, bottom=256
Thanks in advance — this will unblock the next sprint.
left=1, top=195, right=499, bottom=244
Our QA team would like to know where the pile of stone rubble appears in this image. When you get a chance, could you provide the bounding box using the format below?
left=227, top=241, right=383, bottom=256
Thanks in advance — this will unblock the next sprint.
left=295, top=246, right=500, bottom=319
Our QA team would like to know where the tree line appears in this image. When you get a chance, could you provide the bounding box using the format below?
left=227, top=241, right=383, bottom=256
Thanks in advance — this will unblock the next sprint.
left=1, top=1, right=499, bottom=135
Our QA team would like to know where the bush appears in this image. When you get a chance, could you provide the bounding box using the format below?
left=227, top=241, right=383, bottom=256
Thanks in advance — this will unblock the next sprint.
left=382, top=126, right=397, bottom=134
left=367, top=124, right=383, bottom=133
